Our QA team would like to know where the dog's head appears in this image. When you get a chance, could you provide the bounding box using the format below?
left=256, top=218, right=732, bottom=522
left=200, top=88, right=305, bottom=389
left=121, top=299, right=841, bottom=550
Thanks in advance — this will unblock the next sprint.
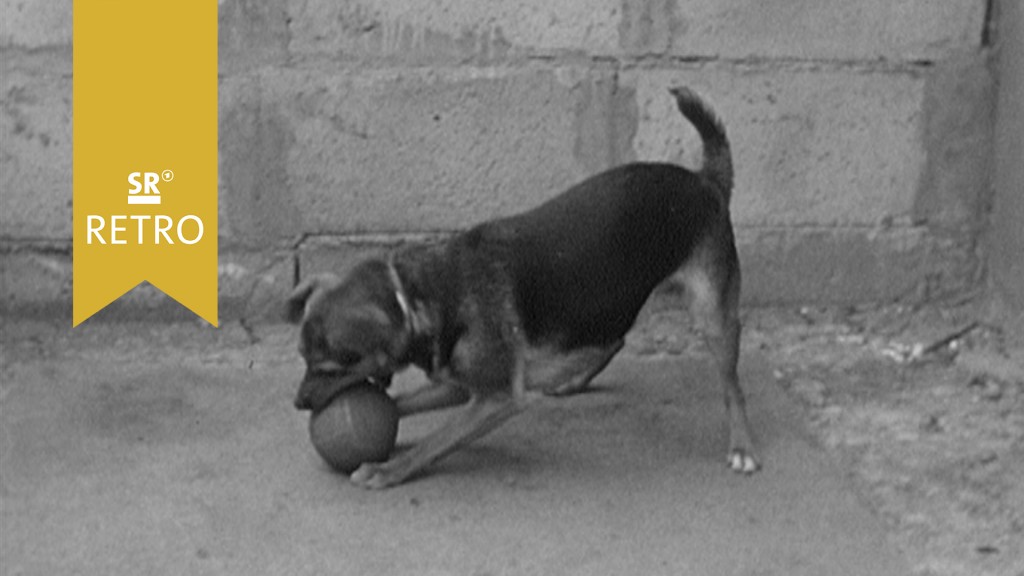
left=285, top=261, right=408, bottom=412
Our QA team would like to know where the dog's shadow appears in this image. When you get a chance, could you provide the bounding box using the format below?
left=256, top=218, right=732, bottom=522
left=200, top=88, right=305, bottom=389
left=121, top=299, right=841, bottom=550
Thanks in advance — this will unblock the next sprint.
left=386, top=442, right=553, bottom=488
left=384, top=383, right=624, bottom=486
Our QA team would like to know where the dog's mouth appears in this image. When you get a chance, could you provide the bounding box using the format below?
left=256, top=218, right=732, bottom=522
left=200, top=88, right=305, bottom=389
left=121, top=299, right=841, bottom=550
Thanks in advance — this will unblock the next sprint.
left=294, top=371, right=362, bottom=412
left=294, top=371, right=391, bottom=412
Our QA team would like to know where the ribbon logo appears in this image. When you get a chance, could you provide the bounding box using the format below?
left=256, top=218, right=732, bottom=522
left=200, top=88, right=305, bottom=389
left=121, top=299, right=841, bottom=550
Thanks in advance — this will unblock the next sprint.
left=73, top=1, right=217, bottom=327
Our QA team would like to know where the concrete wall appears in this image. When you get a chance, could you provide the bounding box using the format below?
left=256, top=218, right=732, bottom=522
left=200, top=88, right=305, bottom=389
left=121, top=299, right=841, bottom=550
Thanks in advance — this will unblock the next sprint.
left=0, top=0, right=999, bottom=322
left=988, top=0, right=1024, bottom=312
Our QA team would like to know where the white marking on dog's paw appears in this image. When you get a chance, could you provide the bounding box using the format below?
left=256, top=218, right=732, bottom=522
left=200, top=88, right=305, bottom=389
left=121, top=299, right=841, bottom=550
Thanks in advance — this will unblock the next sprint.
left=741, top=455, right=760, bottom=474
left=728, top=451, right=761, bottom=474
left=350, top=462, right=399, bottom=490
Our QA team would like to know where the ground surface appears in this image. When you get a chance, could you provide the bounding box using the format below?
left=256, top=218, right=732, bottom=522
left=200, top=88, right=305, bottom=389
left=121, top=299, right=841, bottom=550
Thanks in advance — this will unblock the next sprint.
left=745, top=303, right=1024, bottom=576
left=1, top=303, right=1021, bottom=575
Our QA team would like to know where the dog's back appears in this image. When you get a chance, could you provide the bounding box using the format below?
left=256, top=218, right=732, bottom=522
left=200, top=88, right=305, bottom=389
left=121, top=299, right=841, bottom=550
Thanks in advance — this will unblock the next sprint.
left=463, top=89, right=735, bottom=349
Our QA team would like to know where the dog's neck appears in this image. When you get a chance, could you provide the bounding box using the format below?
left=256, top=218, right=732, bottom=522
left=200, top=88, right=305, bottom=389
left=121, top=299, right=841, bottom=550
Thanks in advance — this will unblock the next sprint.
left=386, top=251, right=443, bottom=374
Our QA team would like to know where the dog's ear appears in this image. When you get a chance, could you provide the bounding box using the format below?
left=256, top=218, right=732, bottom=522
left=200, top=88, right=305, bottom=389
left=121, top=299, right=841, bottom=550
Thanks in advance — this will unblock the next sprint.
left=284, top=274, right=339, bottom=324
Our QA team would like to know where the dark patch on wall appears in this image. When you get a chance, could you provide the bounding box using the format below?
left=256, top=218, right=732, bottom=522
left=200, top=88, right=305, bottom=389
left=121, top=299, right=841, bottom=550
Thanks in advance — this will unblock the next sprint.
left=913, top=52, right=995, bottom=232
left=572, top=70, right=639, bottom=174
left=219, top=79, right=302, bottom=247
left=572, top=72, right=616, bottom=173
left=987, top=0, right=1024, bottom=309
left=618, top=0, right=681, bottom=56
left=219, top=0, right=290, bottom=75
left=610, top=77, right=639, bottom=165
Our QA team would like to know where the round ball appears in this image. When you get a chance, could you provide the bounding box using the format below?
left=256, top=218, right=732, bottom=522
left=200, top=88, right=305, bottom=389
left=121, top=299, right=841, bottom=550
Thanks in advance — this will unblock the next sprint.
left=308, top=383, right=399, bottom=474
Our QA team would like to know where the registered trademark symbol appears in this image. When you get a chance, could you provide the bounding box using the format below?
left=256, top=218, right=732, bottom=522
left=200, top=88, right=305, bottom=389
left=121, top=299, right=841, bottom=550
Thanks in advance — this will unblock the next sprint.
left=161, top=170, right=174, bottom=182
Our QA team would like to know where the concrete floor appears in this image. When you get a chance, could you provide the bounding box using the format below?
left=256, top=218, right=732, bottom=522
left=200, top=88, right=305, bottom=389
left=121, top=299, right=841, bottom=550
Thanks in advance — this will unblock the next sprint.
left=0, top=321, right=908, bottom=575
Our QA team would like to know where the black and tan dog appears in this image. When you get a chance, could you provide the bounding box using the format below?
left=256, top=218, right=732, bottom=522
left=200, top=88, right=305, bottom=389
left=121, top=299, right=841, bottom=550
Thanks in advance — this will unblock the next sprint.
left=287, top=87, right=759, bottom=489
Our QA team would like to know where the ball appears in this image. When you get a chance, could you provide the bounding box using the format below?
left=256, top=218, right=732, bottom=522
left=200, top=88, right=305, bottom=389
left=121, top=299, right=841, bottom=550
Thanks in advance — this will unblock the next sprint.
left=308, top=383, right=399, bottom=474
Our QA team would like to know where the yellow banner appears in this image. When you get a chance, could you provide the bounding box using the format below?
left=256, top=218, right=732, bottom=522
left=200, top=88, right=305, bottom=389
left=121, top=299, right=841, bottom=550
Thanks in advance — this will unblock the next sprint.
left=73, top=1, right=218, bottom=327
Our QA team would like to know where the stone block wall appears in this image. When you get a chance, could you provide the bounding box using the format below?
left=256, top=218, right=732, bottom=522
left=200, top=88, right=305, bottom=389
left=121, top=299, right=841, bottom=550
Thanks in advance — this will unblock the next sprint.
left=0, top=0, right=1001, bottom=322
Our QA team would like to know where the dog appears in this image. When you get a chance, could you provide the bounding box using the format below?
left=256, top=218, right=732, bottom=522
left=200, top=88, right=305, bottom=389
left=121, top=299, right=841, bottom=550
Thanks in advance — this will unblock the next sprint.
left=286, top=87, right=759, bottom=489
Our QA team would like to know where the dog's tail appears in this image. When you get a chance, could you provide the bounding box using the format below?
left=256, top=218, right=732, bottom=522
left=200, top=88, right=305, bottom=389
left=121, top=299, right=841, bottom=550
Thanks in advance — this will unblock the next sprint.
left=669, top=87, right=734, bottom=203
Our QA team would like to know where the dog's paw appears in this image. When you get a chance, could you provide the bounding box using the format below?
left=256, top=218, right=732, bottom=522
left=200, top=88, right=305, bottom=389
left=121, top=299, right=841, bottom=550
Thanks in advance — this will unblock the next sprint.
left=350, top=461, right=404, bottom=490
left=727, top=450, right=760, bottom=475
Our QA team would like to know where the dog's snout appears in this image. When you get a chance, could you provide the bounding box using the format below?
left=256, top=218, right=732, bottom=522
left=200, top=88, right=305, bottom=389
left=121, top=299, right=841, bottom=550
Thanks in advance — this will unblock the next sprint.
left=294, top=370, right=345, bottom=412
left=294, top=375, right=315, bottom=411
left=294, top=366, right=373, bottom=413
left=294, top=392, right=312, bottom=411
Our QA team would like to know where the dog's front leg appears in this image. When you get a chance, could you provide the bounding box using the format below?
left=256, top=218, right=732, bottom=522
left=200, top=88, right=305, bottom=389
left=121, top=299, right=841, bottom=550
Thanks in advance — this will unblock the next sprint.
left=351, top=391, right=523, bottom=489
left=394, top=375, right=470, bottom=417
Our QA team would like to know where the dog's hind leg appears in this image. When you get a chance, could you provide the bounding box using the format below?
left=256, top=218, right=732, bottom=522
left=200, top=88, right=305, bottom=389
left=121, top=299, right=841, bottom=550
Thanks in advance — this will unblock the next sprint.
left=682, top=243, right=760, bottom=474
left=541, top=339, right=624, bottom=396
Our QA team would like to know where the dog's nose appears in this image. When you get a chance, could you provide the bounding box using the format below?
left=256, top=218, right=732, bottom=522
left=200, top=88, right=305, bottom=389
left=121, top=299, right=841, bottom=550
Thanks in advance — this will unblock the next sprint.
left=294, top=370, right=321, bottom=411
